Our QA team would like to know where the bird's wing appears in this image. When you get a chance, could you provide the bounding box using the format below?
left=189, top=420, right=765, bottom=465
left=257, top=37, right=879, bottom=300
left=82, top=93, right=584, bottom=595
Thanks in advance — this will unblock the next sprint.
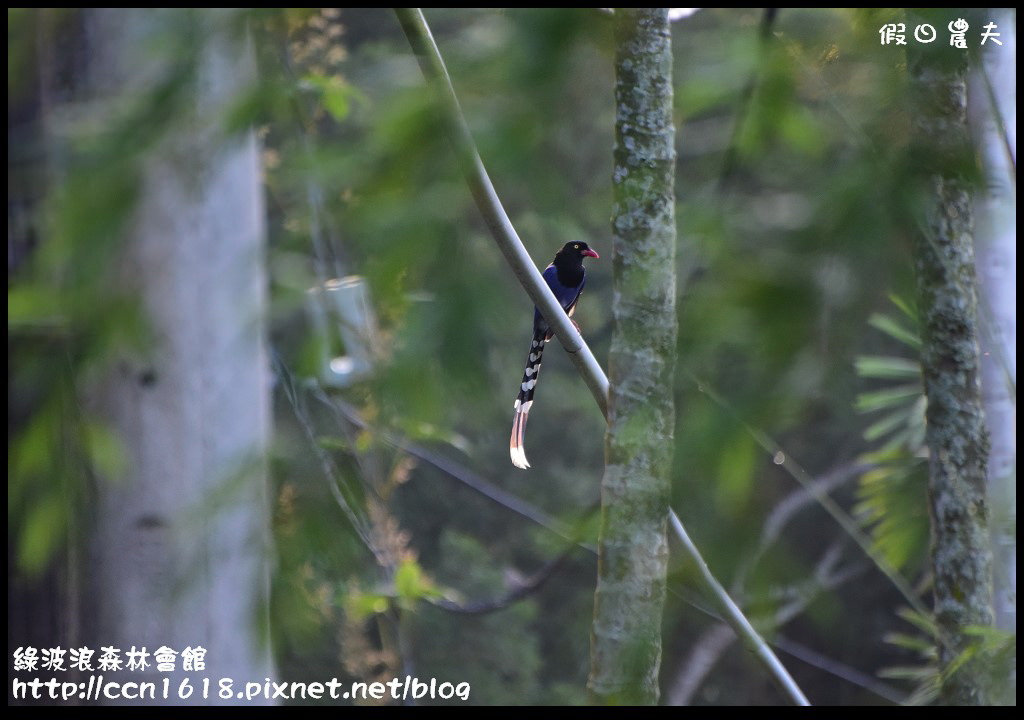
left=542, top=264, right=585, bottom=314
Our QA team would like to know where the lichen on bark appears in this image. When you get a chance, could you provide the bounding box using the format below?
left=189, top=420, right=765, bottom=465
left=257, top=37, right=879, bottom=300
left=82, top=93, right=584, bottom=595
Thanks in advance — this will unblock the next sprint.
left=907, top=8, right=995, bottom=706
left=588, top=7, right=677, bottom=705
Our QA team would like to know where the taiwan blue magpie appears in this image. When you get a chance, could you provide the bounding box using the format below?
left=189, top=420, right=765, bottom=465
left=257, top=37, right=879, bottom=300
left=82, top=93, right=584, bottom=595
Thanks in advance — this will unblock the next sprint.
left=510, top=241, right=599, bottom=469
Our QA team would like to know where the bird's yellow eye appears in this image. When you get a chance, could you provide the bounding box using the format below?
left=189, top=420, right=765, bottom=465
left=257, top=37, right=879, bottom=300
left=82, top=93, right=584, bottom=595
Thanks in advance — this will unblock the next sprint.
left=574, top=244, right=580, bottom=249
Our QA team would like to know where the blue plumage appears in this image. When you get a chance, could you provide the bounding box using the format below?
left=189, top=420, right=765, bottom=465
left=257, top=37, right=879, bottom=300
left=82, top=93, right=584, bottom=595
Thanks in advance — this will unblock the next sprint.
left=535, top=264, right=585, bottom=333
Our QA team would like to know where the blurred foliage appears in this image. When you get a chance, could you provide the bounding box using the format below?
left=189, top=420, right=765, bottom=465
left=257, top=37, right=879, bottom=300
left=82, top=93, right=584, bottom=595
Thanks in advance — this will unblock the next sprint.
left=881, top=607, right=942, bottom=705
left=9, top=9, right=204, bottom=576
left=8, top=7, right=1015, bottom=706
left=407, top=531, right=545, bottom=704
left=854, top=297, right=929, bottom=574
left=882, top=607, right=1016, bottom=705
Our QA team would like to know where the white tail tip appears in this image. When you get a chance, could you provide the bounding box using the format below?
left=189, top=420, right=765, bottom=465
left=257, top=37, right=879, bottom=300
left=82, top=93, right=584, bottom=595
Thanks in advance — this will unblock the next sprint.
left=510, top=445, right=531, bottom=470
left=509, top=400, right=532, bottom=469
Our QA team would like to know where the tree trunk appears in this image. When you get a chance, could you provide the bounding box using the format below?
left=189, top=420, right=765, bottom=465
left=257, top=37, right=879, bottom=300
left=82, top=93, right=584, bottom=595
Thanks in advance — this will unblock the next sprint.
left=86, top=9, right=275, bottom=703
left=968, top=4, right=1016, bottom=647
left=907, top=9, right=994, bottom=706
left=968, top=10, right=1016, bottom=705
left=589, top=7, right=677, bottom=705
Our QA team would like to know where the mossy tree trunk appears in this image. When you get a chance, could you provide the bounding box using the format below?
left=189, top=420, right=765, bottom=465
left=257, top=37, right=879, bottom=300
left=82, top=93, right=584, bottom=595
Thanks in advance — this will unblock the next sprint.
left=588, top=7, right=677, bottom=705
left=907, top=8, right=994, bottom=706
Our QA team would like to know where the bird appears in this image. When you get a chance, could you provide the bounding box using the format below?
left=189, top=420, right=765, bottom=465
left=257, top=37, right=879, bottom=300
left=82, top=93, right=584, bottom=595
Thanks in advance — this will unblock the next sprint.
left=510, top=241, right=599, bottom=469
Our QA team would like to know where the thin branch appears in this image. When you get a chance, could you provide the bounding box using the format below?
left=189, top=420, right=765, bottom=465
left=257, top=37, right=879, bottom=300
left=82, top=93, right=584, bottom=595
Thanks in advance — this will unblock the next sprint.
left=315, top=390, right=601, bottom=617
left=277, top=39, right=344, bottom=283
left=669, top=459, right=896, bottom=705
left=319, top=390, right=590, bottom=550
left=717, top=7, right=778, bottom=193
left=317, top=365, right=883, bottom=700
left=773, top=545, right=861, bottom=626
left=978, top=57, right=1017, bottom=183
left=760, top=463, right=869, bottom=548
left=667, top=623, right=735, bottom=706
left=393, top=7, right=609, bottom=416
left=324, top=392, right=736, bottom=621
left=395, top=6, right=809, bottom=706
left=669, top=511, right=811, bottom=705
left=732, top=461, right=870, bottom=593
left=686, top=368, right=931, bottom=620
left=321, top=391, right=735, bottom=623
left=271, top=349, right=377, bottom=552
left=784, top=32, right=1016, bottom=392
left=773, top=635, right=907, bottom=705
left=669, top=541, right=896, bottom=705
left=430, top=543, right=578, bottom=615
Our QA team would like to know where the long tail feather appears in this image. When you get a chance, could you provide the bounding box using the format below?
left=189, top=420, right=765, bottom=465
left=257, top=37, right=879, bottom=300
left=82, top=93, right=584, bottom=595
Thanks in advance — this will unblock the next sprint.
left=510, top=333, right=546, bottom=469
left=510, top=399, right=532, bottom=469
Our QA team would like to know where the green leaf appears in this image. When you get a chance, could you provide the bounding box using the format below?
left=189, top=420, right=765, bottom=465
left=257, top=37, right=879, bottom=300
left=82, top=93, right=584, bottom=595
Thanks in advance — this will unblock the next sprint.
left=876, top=427, right=912, bottom=455
left=855, top=459, right=929, bottom=571
left=863, top=405, right=914, bottom=442
left=346, top=591, right=391, bottom=620
left=11, top=411, right=53, bottom=489
left=887, top=293, right=918, bottom=323
left=8, top=284, right=66, bottom=329
left=897, top=607, right=939, bottom=637
left=867, top=313, right=921, bottom=348
left=715, top=431, right=755, bottom=517
left=877, top=665, right=935, bottom=680
left=855, top=384, right=922, bottom=412
left=854, top=355, right=921, bottom=380
left=221, top=81, right=293, bottom=133
left=395, top=556, right=429, bottom=602
left=942, top=643, right=979, bottom=680
left=780, top=105, right=825, bottom=157
left=84, top=421, right=127, bottom=481
left=316, top=435, right=351, bottom=452
left=354, top=430, right=376, bottom=453
left=395, top=419, right=471, bottom=455
left=18, top=494, right=66, bottom=574
left=883, top=631, right=935, bottom=653
left=301, top=73, right=362, bottom=123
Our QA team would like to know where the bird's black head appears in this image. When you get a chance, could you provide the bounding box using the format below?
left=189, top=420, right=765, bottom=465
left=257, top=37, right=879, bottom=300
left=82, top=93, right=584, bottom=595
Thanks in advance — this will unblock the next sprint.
left=556, top=241, right=600, bottom=263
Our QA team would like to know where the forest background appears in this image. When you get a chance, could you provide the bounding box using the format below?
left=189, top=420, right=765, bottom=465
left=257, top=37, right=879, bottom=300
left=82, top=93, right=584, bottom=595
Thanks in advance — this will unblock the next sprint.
left=8, top=7, right=1015, bottom=705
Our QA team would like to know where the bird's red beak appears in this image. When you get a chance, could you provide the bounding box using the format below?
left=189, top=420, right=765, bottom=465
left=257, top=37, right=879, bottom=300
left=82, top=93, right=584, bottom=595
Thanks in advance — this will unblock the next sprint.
left=583, top=249, right=600, bottom=259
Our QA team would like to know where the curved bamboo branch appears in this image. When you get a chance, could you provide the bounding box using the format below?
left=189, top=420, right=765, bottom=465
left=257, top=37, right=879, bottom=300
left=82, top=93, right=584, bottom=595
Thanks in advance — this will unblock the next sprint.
left=394, top=7, right=809, bottom=706
left=669, top=512, right=810, bottom=705
left=393, top=7, right=608, bottom=416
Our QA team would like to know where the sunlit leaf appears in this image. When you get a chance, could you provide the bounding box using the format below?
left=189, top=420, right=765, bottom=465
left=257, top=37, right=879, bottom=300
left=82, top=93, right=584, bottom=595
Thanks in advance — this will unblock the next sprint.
left=394, top=556, right=442, bottom=603
left=346, top=590, right=391, bottom=620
